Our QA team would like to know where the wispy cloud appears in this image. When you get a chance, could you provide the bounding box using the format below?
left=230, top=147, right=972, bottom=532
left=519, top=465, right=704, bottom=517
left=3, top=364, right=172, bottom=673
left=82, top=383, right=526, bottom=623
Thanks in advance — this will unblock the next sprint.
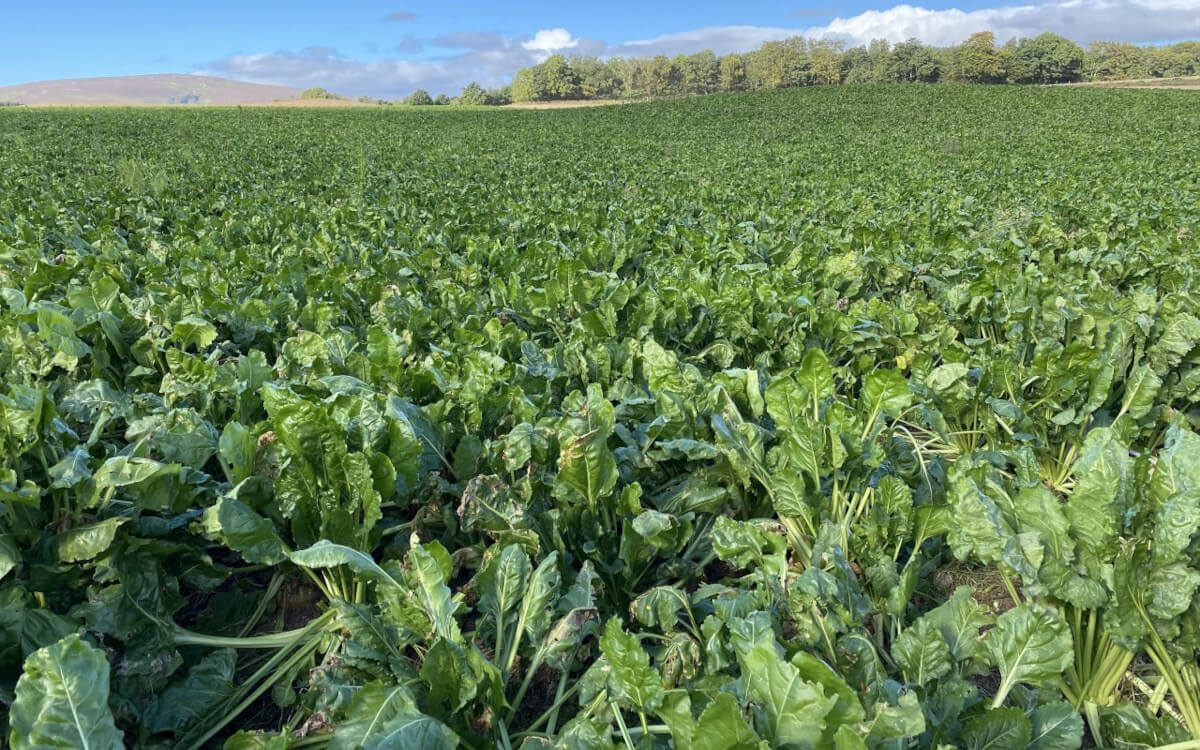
left=604, top=26, right=799, bottom=58
left=198, top=37, right=565, bottom=99
left=384, top=11, right=418, bottom=23
left=394, top=35, right=424, bottom=53
left=198, top=1, right=1200, bottom=99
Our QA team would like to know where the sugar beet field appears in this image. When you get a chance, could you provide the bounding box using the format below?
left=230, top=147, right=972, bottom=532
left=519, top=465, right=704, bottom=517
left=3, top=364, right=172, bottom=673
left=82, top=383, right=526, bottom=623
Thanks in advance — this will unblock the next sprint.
left=2, top=86, right=1200, bottom=749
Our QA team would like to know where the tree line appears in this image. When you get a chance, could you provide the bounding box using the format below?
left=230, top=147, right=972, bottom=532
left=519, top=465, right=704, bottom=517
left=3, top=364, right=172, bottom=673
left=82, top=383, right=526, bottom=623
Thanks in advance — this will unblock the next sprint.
left=306, top=32, right=1200, bottom=106
left=488, top=32, right=1200, bottom=103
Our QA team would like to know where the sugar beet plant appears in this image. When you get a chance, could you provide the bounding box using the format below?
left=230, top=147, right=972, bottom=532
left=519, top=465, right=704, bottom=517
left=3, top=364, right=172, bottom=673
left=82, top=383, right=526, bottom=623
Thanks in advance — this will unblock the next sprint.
left=2, top=85, right=1200, bottom=749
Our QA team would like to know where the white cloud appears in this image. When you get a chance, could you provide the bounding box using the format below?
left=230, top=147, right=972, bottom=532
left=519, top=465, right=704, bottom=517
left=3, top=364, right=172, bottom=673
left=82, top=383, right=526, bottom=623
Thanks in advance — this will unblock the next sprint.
left=522, top=28, right=579, bottom=55
left=607, top=26, right=801, bottom=57
left=197, top=1, right=1200, bottom=98
left=808, top=1, right=1200, bottom=47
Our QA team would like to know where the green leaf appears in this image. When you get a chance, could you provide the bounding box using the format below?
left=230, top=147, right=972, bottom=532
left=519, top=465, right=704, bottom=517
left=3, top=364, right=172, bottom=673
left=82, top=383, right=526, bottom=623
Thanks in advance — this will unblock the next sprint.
left=407, top=542, right=461, bottom=641
left=927, top=363, right=969, bottom=392
left=1013, top=485, right=1071, bottom=568
left=925, top=586, right=993, bottom=667
left=892, top=616, right=953, bottom=686
left=0, top=534, right=22, bottom=580
left=0, top=590, right=77, bottom=665
left=146, top=649, right=237, bottom=734
left=791, top=650, right=865, bottom=741
left=218, top=421, right=257, bottom=486
left=766, top=371, right=809, bottom=436
left=1065, top=428, right=1131, bottom=581
left=832, top=725, right=869, bottom=750
left=420, top=638, right=477, bottom=712
left=385, top=396, right=443, bottom=483
left=985, top=603, right=1072, bottom=706
left=960, top=707, right=1032, bottom=750
left=1028, top=702, right=1083, bottom=750
left=861, top=369, right=912, bottom=421
left=651, top=438, right=722, bottom=461
left=202, top=496, right=287, bottom=565
left=711, top=516, right=788, bottom=579
left=0, top=468, right=40, bottom=506
left=644, top=338, right=696, bottom=401
left=36, top=304, right=90, bottom=367
left=1097, top=702, right=1191, bottom=749
left=736, top=642, right=834, bottom=748
left=538, top=606, right=599, bottom=673
left=173, top=316, right=219, bottom=350
left=946, top=466, right=1036, bottom=582
left=1148, top=424, right=1200, bottom=565
left=49, top=450, right=92, bottom=489
left=329, top=683, right=458, bottom=750
left=599, top=618, right=664, bottom=713
left=693, top=692, right=760, bottom=750
left=223, top=732, right=290, bottom=750
left=478, top=544, right=530, bottom=650
left=56, top=518, right=127, bottom=563
left=1144, top=561, right=1200, bottom=621
left=342, top=451, right=383, bottom=545
left=862, top=692, right=926, bottom=741
left=126, top=408, right=218, bottom=467
left=631, top=586, right=690, bottom=632
left=94, top=455, right=180, bottom=488
left=513, top=552, right=560, bottom=654
left=60, top=380, right=129, bottom=422
left=288, top=540, right=400, bottom=588
left=661, top=692, right=699, bottom=750
left=554, top=384, right=618, bottom=508
left=1117, top=364, right=1160, bottom=421
left=9, top=634, right=122, bottom=750
left=1148, top=313, right=1200, bottom=374
left=550, top=717, right=617, bottom=750
left=797, top=348, right=835, bottom=408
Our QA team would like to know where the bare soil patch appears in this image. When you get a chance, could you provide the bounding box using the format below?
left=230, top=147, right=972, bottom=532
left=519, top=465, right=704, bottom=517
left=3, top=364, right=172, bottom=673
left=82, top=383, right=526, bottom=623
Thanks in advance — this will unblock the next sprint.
left=507, top=99, right=628, bottom=110
left=1061, top=76, right=1200, bottom=90
left=253, top=98, right=375, bottom=107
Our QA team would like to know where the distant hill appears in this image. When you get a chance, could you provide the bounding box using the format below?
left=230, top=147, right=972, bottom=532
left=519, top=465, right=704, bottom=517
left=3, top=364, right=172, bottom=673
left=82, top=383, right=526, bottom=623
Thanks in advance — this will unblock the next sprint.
left=0, top=74, right=303, bottom=106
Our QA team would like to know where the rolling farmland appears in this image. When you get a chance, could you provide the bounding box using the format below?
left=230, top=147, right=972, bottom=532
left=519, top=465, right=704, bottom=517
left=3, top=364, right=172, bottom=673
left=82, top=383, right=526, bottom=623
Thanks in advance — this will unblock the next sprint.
left=2, top=85, right=1200, bottom=748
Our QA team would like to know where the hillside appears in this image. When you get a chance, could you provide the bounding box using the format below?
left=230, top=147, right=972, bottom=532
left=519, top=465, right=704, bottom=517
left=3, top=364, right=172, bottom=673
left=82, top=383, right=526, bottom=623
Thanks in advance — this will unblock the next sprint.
left=0, top=74, right=301, bottom=106
left=4, top=85, right=1200, bottom=745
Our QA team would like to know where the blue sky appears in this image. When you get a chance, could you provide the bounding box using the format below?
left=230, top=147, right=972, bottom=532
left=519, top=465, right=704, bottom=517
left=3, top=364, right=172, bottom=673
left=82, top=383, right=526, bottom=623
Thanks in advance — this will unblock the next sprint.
left=3, top=1, right=1199, bottom=97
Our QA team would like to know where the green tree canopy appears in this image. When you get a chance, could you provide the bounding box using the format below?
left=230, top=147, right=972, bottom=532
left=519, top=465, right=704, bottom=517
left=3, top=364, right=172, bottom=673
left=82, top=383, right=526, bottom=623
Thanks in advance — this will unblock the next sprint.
left=1085, top=41, right=1149, bottom=80
left=891, top=39, right=941, bottom=83
left=405, top=89, right=433, bottom=106
left=503, top=29, right=1191, bottom=100
left=541, top=55, right=582, bottom=99
left=300, top=87, right=337, bottom=99
left=676, top=50, right=719, bottom=95
left=1142, top=41, right=1200, bottom=78
left=571, top=56, right=621, bottom=99
left=510, top=67, right=541, bottom=102
left=1010, top=33, right=1084, bottom=83
left=810, top=40, right=844, bottom=85
left=458, top=82, right=488, bottom=106
left=718, top=54, right=748, bottom=91
left=951, top=31, right=1007, bottom=83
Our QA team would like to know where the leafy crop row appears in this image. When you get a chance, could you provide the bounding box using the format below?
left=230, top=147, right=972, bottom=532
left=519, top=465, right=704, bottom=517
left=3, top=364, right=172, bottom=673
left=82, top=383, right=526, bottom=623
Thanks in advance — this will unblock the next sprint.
left=2, top=85, right=1200, bottom=749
